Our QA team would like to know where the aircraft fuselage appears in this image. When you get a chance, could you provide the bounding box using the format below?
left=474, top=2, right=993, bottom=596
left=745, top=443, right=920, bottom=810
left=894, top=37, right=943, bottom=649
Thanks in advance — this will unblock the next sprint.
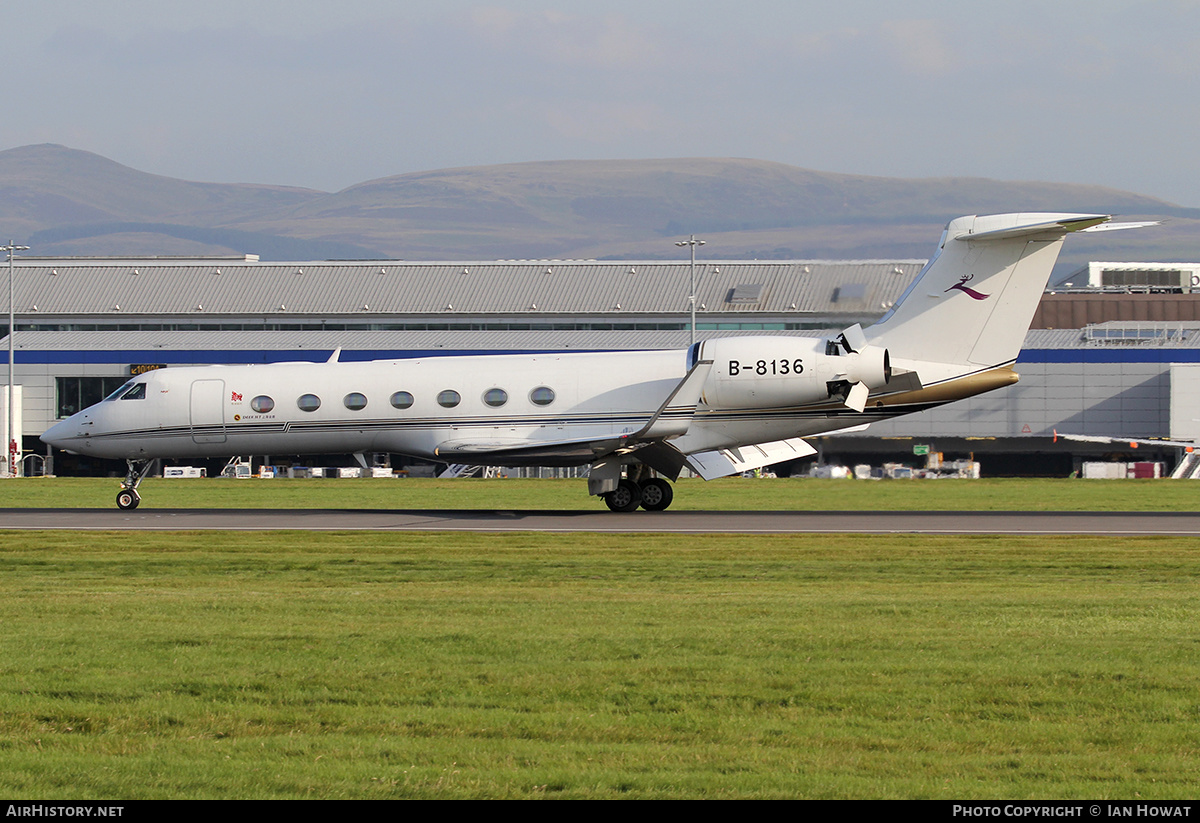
left=45, top=340, right=906, bottom=464
left=41, top=212, right=1128, bottom=511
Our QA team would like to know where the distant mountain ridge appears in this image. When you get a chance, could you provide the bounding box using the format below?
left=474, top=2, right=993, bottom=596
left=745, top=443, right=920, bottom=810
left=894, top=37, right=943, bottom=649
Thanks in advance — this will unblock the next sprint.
left=0, top=144, right=1194, bottom=275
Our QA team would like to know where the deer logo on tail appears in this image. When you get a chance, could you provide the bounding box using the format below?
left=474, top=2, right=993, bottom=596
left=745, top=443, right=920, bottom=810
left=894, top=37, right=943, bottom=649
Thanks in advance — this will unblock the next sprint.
left=945, top=274, right=990, bottom=300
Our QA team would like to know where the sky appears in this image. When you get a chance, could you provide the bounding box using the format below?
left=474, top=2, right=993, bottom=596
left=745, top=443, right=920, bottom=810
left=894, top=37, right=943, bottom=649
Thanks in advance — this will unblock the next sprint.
left=3, top=0, right=1198, bottom=205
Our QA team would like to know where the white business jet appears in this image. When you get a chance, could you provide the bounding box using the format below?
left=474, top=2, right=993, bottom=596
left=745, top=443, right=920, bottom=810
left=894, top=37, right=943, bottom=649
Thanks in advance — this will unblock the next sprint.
left=42, top=212, right=1135, bottom=511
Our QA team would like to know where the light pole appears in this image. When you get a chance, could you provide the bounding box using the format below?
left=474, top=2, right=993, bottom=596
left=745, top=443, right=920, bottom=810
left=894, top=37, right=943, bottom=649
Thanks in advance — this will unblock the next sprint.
left=675, top=235, right=705, bottom=345
left=3, top=241, right=29, bottom=478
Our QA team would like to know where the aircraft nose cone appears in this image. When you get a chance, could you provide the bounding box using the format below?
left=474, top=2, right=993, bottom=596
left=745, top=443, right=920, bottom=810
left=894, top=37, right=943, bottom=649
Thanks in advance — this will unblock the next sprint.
left=40, top=419, right=68, bottom=448
left=41, top=415, right=85, bottom=451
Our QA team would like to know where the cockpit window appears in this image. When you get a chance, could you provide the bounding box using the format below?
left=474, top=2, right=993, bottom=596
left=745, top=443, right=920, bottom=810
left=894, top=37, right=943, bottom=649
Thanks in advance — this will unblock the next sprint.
left=119, top=383, right=147, bottom=400
left=104, top=381, right=136, bottom=402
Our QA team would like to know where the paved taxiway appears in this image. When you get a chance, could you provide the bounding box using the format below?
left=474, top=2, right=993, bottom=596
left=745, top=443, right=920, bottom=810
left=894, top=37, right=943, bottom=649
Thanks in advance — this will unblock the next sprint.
left=1, top=508, right=1198, bottom=534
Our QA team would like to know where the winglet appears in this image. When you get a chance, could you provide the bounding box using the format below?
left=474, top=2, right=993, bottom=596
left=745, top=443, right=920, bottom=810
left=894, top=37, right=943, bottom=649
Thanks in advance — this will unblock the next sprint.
left=631, top=359, right=713, bottom=441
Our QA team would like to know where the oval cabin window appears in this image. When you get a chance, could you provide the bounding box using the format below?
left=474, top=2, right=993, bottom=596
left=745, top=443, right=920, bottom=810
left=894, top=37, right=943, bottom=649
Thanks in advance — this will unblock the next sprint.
left=297, top=393, right=321, bottom=412
left=483, top=388, right=508, bottom=408
left=344, top=392, right=367, bottom=410
left=529, top=386, right=555, bottom=406
left=250, top=395, right=275, bottom=413
left=437, top=390, right=461, bottom=408
left=390, top=391, right=414, bottom=410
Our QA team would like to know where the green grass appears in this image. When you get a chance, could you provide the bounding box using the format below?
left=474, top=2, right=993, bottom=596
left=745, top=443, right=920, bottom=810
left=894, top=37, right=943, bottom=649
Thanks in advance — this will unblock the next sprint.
left=2, top=475, right=1197, bottom=511
left=1, top=531, right=1198, bottom=798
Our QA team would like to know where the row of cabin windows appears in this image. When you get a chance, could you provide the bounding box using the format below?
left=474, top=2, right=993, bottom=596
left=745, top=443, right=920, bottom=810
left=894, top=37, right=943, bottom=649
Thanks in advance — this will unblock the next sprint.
left=249, top=386, right=557, bottom=414
left=64, top=379, right=558, bottom=419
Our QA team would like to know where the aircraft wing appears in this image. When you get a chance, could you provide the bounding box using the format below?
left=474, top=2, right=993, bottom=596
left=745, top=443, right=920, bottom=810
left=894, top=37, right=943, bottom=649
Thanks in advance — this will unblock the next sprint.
left=434, top=434, right=624, bottom=463
left=1053, top=430, right=1196, bottom=450
left=681, top=423, right=871, bottom=480
left=433, top=360, right=714, bottom=465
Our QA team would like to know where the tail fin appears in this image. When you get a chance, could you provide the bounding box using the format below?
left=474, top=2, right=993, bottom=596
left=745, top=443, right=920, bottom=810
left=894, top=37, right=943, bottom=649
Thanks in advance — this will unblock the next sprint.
left=866, top=213, right=1108, bottom=368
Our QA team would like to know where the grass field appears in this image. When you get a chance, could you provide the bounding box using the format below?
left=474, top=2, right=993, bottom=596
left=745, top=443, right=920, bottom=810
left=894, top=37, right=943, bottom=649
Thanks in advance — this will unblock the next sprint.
left=1, top=529, right=1198, bottom=799
left=1, top=475, right=1197, bottom=511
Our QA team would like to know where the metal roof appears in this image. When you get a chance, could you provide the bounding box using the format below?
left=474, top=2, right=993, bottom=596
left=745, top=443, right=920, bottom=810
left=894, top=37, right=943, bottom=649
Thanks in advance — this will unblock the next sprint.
left=17, top=325, right=1200, bottom=357
left=7, top=258, right=924, bottom=318
left=7, top=328, right=828, bottom=355
left=1023, top=324, right=1200, bottom=349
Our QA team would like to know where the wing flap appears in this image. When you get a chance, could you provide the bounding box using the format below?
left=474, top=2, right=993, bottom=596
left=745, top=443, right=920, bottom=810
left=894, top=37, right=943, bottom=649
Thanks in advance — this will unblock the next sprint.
left=685, top=437, right=817, bottom=481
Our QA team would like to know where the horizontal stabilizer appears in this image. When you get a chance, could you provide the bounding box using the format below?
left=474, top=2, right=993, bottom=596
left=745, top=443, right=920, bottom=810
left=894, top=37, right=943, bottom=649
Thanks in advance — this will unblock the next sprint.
left=1080, top=220, right=1160, bottom=233
left=685, top=437, right=817, bottom=481
left=951, top=213, right=1108, bottom=242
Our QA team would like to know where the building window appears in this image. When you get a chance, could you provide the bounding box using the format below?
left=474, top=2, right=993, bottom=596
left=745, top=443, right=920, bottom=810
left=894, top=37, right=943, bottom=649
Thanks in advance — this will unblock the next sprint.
left=437, top=389, right=461, bottom=408
left=251, top=395, right=275, bottom=413
left=530, top=386, right=556, bottom=406
left=483, top=388, right=508, bottom=407
left=297, top=393, right=321, bottom=412
left=344, top=392, right=367, bottom=411
left=390, top=391, right=414, bottom=410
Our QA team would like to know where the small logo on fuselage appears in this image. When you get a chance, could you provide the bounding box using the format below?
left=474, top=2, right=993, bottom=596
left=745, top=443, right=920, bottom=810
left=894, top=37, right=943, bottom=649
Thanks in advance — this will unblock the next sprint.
left=945, top=274, right=990, bottom=300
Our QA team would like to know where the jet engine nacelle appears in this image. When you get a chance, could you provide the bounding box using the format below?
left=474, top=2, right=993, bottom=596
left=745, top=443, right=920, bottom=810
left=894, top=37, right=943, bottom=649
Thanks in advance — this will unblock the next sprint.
left=696, top=330, right=890, bottom=412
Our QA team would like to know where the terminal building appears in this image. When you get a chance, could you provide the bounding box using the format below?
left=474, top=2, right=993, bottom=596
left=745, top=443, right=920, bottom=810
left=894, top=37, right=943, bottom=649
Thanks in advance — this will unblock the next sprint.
left=5, top=254, right=1200, bottom=477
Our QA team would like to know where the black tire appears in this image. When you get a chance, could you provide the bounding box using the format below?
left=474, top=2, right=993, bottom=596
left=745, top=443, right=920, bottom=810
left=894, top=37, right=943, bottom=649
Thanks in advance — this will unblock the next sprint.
left=603, top=479, right=642, bottom=512
left=638, top=478, right=674, bottom=511
left=116, top=489, right=140, bottom=510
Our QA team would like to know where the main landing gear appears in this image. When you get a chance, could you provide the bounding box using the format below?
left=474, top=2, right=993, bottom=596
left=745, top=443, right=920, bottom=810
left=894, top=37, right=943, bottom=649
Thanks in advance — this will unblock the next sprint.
left=116, top=459, right=154, bottom=510
left=602, top=476, right=675, bottom=512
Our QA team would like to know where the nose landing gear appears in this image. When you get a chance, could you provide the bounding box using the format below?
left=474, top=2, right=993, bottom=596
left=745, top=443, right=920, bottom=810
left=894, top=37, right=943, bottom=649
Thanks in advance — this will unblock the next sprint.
left=116, top=459, right=154, bottom=510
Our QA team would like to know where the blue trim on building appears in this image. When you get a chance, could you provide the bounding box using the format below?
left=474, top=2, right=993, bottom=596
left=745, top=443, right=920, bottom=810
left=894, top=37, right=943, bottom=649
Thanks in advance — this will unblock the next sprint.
left=1017, top=349, right=1200, bottom=364
left=17, top=348, right=608, bottom=365
left=18, top=346, right=1200, bottom=366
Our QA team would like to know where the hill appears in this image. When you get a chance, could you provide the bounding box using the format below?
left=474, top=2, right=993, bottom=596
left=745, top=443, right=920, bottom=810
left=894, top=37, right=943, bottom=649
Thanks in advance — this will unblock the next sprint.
left=0, top=144, right=1194, bottom=275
